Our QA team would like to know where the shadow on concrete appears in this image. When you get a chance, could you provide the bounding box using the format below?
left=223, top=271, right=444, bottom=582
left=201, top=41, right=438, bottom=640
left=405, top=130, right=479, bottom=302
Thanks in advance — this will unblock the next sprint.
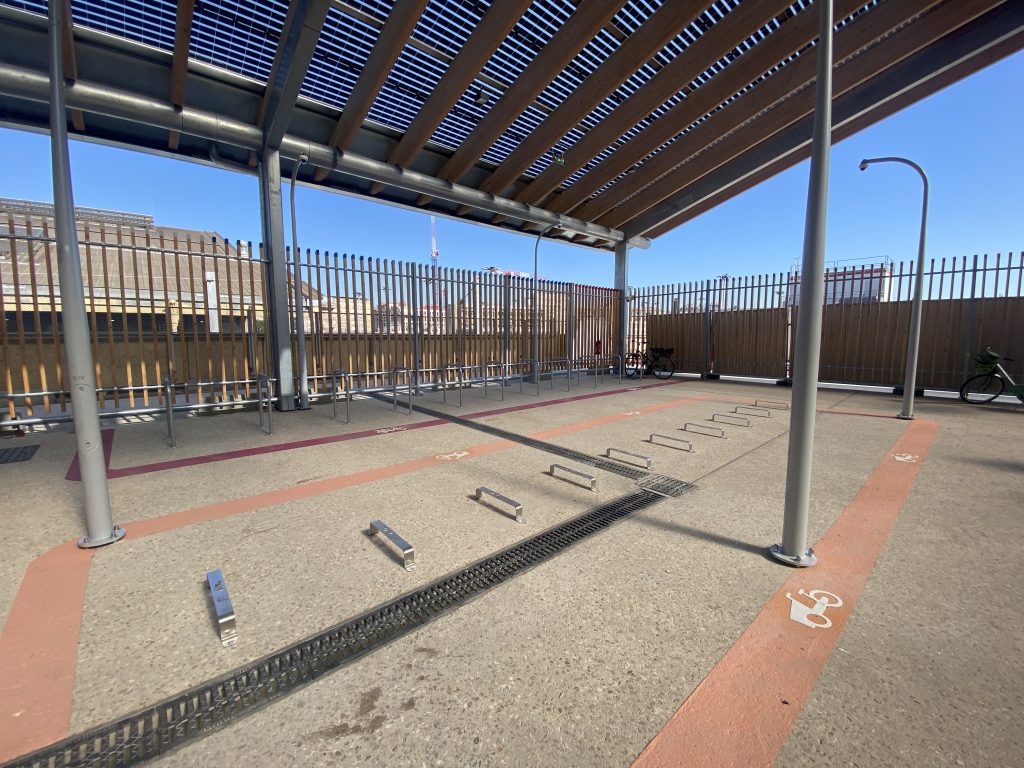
left=954, top=456, right=1024, bottom=474
left=633, top=514, right=766, bottom=557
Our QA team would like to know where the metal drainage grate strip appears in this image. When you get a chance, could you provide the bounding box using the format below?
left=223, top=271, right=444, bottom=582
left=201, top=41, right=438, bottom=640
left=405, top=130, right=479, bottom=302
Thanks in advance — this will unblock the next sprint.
left=0, top=445, right=39, bottom=464
left=7, top=491, right=665, bottom=768
left=635, top=475, right=696, bottom=499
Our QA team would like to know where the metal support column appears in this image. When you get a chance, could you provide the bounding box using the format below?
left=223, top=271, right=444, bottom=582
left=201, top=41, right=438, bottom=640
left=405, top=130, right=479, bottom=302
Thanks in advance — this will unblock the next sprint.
left=614, top=241, right=629, bottom=367
left=531, top=230, right=547, bottom=383
left=409, top=269, right=422, bottom=394
left=49, top=0, right=124, bottom=548
left=502, top=275, right=511, bottom=381
left=770, top=0, right=834, bottom=568
left=289, top=154, right=310, bottom=409
left=567, top=282, right=575, bottom=374
left=258, top=147, right=296, bottom=410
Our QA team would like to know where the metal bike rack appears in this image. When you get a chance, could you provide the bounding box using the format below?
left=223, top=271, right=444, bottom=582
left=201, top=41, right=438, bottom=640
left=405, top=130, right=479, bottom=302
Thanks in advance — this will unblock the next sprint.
left=475, top=487, right=525, bottom=523
left=756, top=399, right=789, bottom=410
left=518, top=357, right=540, bottom=395
left=734, top=405, right=771, bottom=417
left=206, top=569, right=237, bottom=648
left=368, top=519, right=416, bottom=571
left=163, top=377, right=176, bottom=448
left=590, top=354, right=623, bottom=387
left=332, top=369, right=351, bottom=423
left=648, top=433, right=694, bottom=452
left=257, top=374, right=273, bottom=435
left=441, top=363, right=465, bottom=407
left=604, top=447, right=652, bottom=468
left=712, top=413, right=751, bottom=427
left=483, top=361, right=505, bottom=401
left=547, top=463, right=597, bottom=490
left=682, top=422, right=725, bottom=438
left=391, top=368, right=413, bottom=414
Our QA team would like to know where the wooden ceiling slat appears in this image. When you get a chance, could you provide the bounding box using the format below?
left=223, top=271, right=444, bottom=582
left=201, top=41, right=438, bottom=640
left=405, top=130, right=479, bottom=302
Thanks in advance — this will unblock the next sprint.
left=510, top=0, right=795, bottom=210
left=413, top=0, right=624, bottom=207
left=603, top=0, right=1005, bottom=232
left=368, top=0, right=534, bottom=195
left=546, top=0, right=866, bottom=220
left=642, top=25, right=1024, bottom=239
left=473, top=1, right=707, bottom=201
left=312, top=0, right=430, bottom=182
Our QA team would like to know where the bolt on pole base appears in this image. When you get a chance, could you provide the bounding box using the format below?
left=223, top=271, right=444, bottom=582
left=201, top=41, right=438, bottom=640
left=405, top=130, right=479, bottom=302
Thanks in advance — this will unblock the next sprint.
left=78, top=525, right=126, bottom=549
left=768, top=543, right=817, bottom=568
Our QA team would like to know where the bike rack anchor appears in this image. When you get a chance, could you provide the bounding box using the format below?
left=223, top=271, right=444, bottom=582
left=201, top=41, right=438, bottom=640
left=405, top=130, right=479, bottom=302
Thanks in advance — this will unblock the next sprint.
left=647, top=434, right=694, bottom=452
left=682, top=422, right=725, bottom=438
left=604, top=447, right=652, bottom=468
left=711, top=413, right=750, bottom=427
left=369, top=519, right=416, bottom=571
left=475, top=487, right=525, bottom=523
left=547, top=463, right=597, bottom=490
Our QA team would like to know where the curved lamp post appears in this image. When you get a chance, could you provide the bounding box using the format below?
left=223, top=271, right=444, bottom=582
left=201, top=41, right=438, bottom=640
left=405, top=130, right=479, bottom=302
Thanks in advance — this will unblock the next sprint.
left=290, top=153, right=310, bottom=409
left=859, top=157, right=929, bottom=420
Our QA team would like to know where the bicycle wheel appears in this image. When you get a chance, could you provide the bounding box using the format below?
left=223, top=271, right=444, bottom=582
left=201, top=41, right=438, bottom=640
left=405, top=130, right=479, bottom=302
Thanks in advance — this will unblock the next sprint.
left=959, top=373, right=1004, bottom=403
left=624, top=352, right=643, bottom=378
left=651, top=355, right=675, bottom=379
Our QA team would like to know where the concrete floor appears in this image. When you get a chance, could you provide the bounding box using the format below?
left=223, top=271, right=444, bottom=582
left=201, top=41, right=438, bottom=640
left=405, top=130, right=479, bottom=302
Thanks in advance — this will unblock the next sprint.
left=0, top=376, right=1021, bottom=767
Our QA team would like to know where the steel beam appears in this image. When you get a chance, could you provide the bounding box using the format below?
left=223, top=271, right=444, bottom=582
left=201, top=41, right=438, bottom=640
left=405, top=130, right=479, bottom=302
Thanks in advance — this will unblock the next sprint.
left=614, top=241, right=629, bottom=364
left=262, top=0, right=332, bottom=151
left=48, top=0, right=123, bottom=548
left=258, top=148, right=297, bottom=411
left=0, top=62, right=634, bottom=247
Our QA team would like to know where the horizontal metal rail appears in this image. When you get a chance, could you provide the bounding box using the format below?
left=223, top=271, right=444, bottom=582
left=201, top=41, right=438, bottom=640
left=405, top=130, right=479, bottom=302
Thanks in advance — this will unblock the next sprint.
left=711, top=413, right=751, bottom=427
left=734, top=405, right=772, bottom=417
left=682, top=422, right=725, bottom=438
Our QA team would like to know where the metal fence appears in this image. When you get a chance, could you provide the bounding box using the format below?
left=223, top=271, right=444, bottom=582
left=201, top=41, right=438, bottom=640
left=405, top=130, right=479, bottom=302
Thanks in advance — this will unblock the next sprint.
left=633, top=252, right=1023, bottom=390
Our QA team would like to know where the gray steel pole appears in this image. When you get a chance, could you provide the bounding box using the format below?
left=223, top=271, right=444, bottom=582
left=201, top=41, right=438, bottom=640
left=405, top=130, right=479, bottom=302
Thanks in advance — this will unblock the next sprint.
left=567, top=282, right=576, bottom=373
left=289, top=154, right=310, bottom=409
left=48, top=1, right=124, bottom=548
left=409, top=270, right=422, bottom=394
left=502, top=275, right=511, bottom=380
left=614, top=241, right=629, bottom=368
left=258, top=148, right=296, bottom=410
left=531, top=228, right=552, bottom=383
left=770, top=0, right=834, bottom=568
left=859, top=157, right=929, bottom=419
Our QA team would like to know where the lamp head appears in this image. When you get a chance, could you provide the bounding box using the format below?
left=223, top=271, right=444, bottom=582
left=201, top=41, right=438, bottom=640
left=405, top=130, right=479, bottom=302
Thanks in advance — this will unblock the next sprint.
left=858, top=159, right=869, bottom=171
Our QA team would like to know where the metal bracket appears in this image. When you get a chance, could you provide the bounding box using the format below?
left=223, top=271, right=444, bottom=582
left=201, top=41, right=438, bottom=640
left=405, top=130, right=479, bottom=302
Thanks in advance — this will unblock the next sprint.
left=682, top=422, right=726, bottom=438
left=711, top=413, right=751, bottom=427
left=369, top=519, right=416, bottom=571
left=475, top=487, right=525, bottom=523
left=206, top=569, right=237, bottom=648
left=547, top=463, right=597, bottom=490
left=604, top=447, right=652, bottom=468
left=647, top=433, right=694, bottom=452
left=734, top=405, right=771, bottom=417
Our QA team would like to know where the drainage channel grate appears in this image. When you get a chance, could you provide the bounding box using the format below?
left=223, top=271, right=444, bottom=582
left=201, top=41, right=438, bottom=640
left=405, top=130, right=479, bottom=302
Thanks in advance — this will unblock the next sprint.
left=635, top=475, right=695, bottom=498
left=0, top=445, right=39, bottom=464
left=9, top=491, right=666, bottom=768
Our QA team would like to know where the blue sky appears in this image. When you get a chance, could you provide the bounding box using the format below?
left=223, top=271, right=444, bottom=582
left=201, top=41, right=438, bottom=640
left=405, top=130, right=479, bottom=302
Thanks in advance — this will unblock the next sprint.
left=1, top=48, right=1021, bottom=289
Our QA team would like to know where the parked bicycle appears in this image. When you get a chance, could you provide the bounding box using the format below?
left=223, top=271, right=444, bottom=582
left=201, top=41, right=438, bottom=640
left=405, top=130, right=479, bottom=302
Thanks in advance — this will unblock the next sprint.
left=624, top=346, right=676, bottom=379
left=959, top=346, right=1023, bottom=403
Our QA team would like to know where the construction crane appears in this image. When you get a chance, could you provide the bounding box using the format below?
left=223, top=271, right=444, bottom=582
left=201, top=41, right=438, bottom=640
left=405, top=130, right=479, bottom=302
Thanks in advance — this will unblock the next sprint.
left=430, top=216, right=439, bottom=268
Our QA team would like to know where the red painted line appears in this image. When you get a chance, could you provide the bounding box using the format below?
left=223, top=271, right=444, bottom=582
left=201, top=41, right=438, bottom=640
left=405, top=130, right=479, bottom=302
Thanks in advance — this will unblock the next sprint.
left=631, top=419, right=939, bottom=768
left=63, top=428, right=115, bottom=481
left=65, top=377, right=690, bottom=481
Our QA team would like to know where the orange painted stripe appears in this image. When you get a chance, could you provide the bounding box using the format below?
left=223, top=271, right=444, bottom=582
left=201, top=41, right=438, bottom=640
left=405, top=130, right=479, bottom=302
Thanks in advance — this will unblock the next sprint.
left=0, top=393, right=706, bottom=762
left=0, top=543, right=94, bottom=760
left=631, top=418, right=938, bottom=768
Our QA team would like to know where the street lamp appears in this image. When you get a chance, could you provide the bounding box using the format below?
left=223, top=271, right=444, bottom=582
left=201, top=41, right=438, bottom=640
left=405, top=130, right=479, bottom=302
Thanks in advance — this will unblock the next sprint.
left=290, top=153, right=310, bottom=409
left=859, top=157, right=929, bottom=419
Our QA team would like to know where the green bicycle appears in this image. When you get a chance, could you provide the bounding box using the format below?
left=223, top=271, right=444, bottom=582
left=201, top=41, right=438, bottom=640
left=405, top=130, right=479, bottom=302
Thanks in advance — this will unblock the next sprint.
left=959, top=347, right=1023, bottom=404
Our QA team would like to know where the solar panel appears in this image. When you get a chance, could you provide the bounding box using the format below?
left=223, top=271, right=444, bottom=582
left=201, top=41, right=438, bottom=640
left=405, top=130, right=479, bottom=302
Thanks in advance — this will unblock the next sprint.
left=189, top=0, right=289, bottom=83
left=301, top=5, right=379, bottom=110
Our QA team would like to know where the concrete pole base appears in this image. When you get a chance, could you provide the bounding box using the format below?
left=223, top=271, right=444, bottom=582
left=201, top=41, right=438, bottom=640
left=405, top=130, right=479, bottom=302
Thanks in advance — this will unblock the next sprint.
left=78, top=525, right=126, bottom=549
left=768, top=543, right=817, bottom=567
